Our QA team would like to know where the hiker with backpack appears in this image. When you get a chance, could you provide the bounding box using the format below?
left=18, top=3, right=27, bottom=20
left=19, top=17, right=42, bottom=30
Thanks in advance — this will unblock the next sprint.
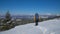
left=34, top=13, right=40, bottom=26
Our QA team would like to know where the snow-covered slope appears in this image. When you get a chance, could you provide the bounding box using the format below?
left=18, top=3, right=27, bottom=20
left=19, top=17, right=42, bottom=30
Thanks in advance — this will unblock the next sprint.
left=0, top=19, right=60, bottom=34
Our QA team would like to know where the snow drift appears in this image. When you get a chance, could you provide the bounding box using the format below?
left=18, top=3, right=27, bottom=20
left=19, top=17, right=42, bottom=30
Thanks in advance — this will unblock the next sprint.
left=0, top=18, right=60, bottom=34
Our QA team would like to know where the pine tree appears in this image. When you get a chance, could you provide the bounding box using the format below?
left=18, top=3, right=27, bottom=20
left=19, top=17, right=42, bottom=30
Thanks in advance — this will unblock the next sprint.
left=5, top=10, right=11, bottom=21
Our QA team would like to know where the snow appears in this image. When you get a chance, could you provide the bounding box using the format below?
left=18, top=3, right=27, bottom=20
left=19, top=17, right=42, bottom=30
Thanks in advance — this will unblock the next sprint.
left=0, top=18, right=60, bottom=34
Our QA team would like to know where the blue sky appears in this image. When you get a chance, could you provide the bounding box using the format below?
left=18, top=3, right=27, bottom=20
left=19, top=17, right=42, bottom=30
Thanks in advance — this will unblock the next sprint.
left=0, top=0, right=60, bottom=15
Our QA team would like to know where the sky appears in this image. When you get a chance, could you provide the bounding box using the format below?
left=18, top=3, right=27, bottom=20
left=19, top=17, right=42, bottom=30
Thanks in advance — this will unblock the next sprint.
left=0, top=0, right=60, bottom=15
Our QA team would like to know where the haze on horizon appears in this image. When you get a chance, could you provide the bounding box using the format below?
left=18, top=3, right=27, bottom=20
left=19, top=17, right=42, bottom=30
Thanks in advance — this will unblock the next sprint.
left=0, top=0, right=60, bottom=15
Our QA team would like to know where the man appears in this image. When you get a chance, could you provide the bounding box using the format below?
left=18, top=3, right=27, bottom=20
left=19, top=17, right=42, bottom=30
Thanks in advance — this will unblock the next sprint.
left=34, top=13, right=40, bottom=26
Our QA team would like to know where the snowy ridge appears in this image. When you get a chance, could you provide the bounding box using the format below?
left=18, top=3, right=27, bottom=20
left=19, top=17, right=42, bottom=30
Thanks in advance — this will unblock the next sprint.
left=0, top=18, right=60, bottom=34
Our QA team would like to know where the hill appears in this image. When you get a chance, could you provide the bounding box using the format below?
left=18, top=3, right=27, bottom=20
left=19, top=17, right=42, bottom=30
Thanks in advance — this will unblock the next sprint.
left=0, top=18, right=60, bottom=34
